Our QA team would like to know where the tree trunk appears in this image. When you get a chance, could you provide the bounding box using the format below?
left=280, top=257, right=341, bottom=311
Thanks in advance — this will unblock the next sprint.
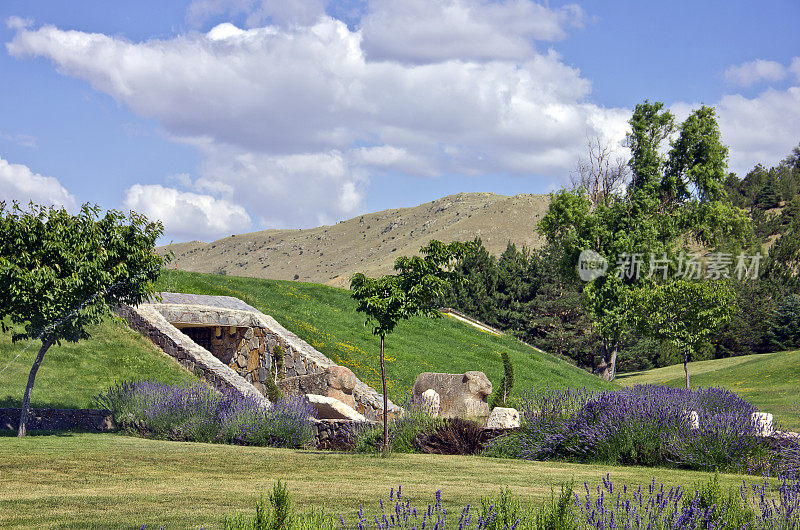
left=684, top=350, right=690, bottom=390
left=595, top=340, right=617, bottom=381
left=18, top=339, right=52, bottom=437
left=380, top=334, right=388, bottom=458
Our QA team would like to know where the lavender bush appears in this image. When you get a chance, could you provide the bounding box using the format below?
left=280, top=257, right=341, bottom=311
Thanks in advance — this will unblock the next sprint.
left=95, top=380, right=314, bottom=448
left=505, top=385, right=770, bottom=472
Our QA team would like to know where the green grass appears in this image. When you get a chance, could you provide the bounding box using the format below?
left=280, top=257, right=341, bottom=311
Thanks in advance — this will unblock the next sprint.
left=156, top=270, right=612, bottom=402
left=618, top=350, right=800, bottom=430
left=0, top=432, right=768, bottom=528
left=0, top=317, right=197, bottom=409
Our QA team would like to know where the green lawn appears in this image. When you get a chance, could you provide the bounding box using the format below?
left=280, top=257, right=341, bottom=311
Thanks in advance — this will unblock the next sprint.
left=0, top=318, right=197, bottom=409
left=0, top=432, right=767, bottom=529
left=156, top=270, right=612, bottom=402
left=618, top=350, right=800, bottom=430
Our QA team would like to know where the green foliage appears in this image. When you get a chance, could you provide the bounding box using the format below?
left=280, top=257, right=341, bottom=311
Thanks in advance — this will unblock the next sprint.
left=481, top=431, right=526, bottom=459
left=629, top=280, right=736, bottom=387
left=0, top=201, right=166, bottom=435
left=265, top=378, right=284, bottom=402
left=765, top=294, right=800, bottom=351
left=441, top=240, right=601, bottom=371
left=351, top=240, right=470, bottom=338
left=0, top=202, right=166, bottom=344
left=539, top=101, right=752, bottom=380
left=491, top=350, right=515, bottom=409
left=272, top=344, right=285, bottom=379
left=353, top=403, right=445, bottom=454
left=684, top=474, right=754, bottom=529
left=479, top=487, right=528, bottom=530
left=533, top=481, right=578, bottom=530
left=224, top=481, right=312, bottom=530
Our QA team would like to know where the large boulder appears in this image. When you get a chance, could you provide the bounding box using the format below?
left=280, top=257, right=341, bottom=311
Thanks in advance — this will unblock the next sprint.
left=487, top=407, right=520, bottom=429
left=278, top=366, right=358, bottom=409
left=305, top=394, right=366, bottom=421
left=412, top=371, right=492, bottom=420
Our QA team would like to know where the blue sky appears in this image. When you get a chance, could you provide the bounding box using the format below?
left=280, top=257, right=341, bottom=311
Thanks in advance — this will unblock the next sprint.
left=1, top=0, right=798, bottom=243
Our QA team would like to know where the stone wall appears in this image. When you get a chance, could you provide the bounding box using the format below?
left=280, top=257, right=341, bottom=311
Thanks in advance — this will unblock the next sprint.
left=114, top=304, right=269, bottom=406
left=312, top=419, right=377, bottom=450
left=0, top=408, right=114, bottom=432
left=118, top=293, right=401, bottom=420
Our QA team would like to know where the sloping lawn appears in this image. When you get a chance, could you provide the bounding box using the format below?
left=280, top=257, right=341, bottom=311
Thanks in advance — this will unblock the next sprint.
left=0, top=318, right=197, bottom=409
left=156, top=270, right=613, bottom=402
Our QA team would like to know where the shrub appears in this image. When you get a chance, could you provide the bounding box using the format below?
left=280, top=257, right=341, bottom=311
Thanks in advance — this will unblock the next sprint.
left=519, top=384, right=767, bottom=472
left=413, top=418, right=485, bottom=455
left=95, top=380, right=314, bottom=448
left=353, top=397, right=444, bottom=454
left=491, top=350, right=514, bottom=409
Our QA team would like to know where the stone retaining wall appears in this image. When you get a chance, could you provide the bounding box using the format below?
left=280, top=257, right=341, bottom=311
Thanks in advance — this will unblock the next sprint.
left=312, top=419, right=377, bottom=450
left=0, top=408, right=115, bottom=432
left=118, top=293, right=401, bottom=420
left=114, top=304, right=268, bottom=406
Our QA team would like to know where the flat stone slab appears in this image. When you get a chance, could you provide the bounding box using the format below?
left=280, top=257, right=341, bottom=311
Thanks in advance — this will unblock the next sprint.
left=152, top=292, right=260, bottom=313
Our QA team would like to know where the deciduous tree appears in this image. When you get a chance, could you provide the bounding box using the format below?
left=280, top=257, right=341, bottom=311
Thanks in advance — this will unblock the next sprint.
left=629, top=280, right=735, bottom=389
left=0, top=202, right=166, bottom=436
left=350, top=240, right=468, bottom=456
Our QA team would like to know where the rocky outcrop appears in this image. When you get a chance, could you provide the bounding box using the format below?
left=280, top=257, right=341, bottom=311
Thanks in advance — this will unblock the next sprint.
left=412, top=371, right=493, bottom=420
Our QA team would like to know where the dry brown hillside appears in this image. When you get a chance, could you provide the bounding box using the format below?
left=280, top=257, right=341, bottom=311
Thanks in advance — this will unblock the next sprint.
left=159, top=192, right=550, bottom=288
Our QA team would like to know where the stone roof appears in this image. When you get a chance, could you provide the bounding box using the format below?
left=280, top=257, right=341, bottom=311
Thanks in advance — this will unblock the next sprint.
left=152, top=292, right=260, bottom=313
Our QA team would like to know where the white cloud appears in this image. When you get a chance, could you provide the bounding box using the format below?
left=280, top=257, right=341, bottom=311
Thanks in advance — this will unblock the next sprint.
left=7, top=10, right=625, bottom=235
left=716, top=86, right=800, bottom=175
left=724, top=59, right=786, bottom=87
left=360, top=0, right=586, bottom=63
left=0, top=156, right=77, bottom=209
left=790, top=57, right=800, bottom=81
left=123, top=184, right=252, bottom=241
left=0, top=130, right=37, bottom=148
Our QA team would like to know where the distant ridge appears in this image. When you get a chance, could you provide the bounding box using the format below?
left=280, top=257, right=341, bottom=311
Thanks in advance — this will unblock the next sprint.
left=159, top=192, right=550, bottom=288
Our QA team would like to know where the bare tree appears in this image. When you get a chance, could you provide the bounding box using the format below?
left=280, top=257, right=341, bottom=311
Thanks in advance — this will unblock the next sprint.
left=570, top=138, right=630, bottom=207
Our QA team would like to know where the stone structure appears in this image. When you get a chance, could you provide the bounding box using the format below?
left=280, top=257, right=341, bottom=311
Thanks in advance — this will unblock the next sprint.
left=683, top=410, right=700, bottom=430
left=412, top=371, right=493, bottom=420
left=312, top=419, right=376, bottom=450
left=305, top=394, right=366, bottom=421
left=487, top=407, right=520, bottom=429
left=752, top=412, right=774, bottom=437
left=0, top=408, right=114, bottom=432
left=278, top=366, right=358, bottom=409
left=117, top=292, right=400, bottom=420
left=420, top=389, right=441, bottom=417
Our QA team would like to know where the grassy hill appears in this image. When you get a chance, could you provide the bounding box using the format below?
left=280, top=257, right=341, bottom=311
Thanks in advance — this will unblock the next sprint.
left=618, top=351, right=800, bottom=430
left=159, top=192, right=549, bottom=288
left=156, top=270, right=612, bottom=402
left=0, top=318, right=197, bottom=409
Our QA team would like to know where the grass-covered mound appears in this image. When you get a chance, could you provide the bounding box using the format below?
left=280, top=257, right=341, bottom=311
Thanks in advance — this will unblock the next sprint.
left=0, top=318, right=197, bottom=409
left=619, top=351, right=800, bottom=431
left=156, top=270, right=612, bottom=401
